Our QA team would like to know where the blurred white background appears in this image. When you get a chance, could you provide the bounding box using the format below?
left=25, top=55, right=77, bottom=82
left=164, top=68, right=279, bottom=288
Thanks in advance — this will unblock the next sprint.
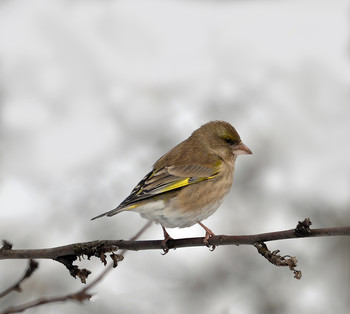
left=1, top=0, right=350, bottom=313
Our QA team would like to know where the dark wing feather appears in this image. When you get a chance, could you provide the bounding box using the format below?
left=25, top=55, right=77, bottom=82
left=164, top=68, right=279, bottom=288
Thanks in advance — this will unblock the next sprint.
left=118, top=164, right=219, bottom=208
left=91, top=164, right=220, bottom=219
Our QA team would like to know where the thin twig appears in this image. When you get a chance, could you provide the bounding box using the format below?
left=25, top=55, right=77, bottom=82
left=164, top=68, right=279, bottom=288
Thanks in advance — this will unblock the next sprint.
left=0, top=260, right=38, bottom=299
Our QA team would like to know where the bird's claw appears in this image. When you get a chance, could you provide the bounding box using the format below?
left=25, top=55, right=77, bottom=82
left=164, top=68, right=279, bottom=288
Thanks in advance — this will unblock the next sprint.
left=203, top=231, right=216, bottom=251
left=161, top=225, right=173, bottom=255
left=161, top=238, right=170, bottom=255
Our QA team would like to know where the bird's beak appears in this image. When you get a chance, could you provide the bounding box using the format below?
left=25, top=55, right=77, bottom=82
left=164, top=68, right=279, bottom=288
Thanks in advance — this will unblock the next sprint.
left=233, top=141, right=252, bottom=155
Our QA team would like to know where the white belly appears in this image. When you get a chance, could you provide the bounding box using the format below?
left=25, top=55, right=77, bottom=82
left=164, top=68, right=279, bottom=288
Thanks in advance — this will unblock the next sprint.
left=138, top=198, right=224, bottom=228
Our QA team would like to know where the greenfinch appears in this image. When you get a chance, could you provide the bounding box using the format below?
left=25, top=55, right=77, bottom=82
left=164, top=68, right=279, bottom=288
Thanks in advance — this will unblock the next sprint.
left=92, top=120, right=252, bottom=244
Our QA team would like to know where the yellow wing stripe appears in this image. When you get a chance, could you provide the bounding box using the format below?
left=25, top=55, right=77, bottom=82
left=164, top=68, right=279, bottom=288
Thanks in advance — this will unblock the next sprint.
left=161, top=178, right=191, bottom=192
left=161, top=173, right=219, bottom=193
left=126, top=203, right=142, bottom=209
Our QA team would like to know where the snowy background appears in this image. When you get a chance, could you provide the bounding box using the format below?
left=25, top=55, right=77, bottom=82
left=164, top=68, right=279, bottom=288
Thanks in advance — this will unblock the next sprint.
left=1, top=0, right=350, bottom=313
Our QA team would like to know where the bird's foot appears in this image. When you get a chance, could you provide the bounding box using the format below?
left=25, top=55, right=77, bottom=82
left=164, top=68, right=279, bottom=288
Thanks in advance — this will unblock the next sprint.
left=197, top=221, right=216, bottom=251
left=203, top=229, right=215, bottom=244
left=161, top=225, right=173, bottom=255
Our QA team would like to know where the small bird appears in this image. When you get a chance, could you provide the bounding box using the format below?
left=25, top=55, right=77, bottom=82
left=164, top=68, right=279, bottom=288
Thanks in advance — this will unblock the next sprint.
left=92, top=121, right=252, bottom=245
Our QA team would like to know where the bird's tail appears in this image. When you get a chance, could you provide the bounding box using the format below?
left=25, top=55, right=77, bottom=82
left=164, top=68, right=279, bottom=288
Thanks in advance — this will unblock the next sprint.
left=91, top=207, right=124, bottom=220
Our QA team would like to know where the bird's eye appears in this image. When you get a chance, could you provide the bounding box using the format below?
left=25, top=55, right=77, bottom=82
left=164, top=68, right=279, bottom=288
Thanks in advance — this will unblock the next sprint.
left=224, top=138, right=239, bottom=146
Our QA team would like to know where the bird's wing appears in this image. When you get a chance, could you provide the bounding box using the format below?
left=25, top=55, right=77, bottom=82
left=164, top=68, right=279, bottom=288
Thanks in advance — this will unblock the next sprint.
left=118, top=164, right=220, bottom=208
left=91, top=164, right=221, bottom=219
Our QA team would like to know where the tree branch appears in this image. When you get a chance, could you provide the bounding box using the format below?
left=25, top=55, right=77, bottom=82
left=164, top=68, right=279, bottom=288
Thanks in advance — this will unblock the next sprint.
left=1, top=219, right=349, bottom=313
left=1, top=222, right=349, bottom=261
left=0, top=221, right=152, bottom=314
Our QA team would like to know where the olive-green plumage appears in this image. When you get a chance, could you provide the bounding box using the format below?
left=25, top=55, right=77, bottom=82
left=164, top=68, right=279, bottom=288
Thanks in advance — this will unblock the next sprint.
left=92, top=120, right=252, bottom=242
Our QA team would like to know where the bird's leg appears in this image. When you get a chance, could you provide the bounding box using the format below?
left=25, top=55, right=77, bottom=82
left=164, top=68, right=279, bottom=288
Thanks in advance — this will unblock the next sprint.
left=197, top=221, right=215, bottom=244
left=161, top=225, right=173, bottom=254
